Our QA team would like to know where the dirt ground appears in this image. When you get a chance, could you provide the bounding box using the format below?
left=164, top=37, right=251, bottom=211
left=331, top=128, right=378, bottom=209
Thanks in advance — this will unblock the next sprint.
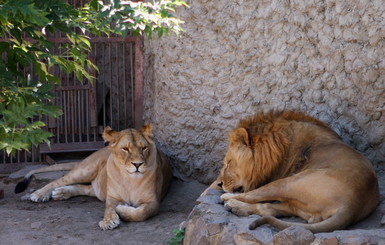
left=0, top=176, right=207, bottom=245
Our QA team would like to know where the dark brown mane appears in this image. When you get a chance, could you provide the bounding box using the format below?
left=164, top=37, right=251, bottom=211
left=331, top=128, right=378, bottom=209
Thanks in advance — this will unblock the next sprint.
left=237, top=110, right=339, bottom=139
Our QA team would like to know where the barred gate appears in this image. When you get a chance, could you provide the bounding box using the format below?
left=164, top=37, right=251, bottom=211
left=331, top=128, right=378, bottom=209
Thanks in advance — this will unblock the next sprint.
left=0, top=2, right=144, bottom=165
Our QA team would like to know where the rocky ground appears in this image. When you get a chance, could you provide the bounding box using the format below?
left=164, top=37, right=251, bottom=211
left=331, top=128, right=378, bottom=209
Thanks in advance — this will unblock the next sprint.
left=0, top=166, right=207, bottom=245
left=183, top=164, right=385, bottom=245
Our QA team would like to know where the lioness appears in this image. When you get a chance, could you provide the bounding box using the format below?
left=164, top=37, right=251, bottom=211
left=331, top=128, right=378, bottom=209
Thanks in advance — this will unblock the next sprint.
left=210, top=110, right=379, bottom=233
left=15, top=125, right=172, bottom=230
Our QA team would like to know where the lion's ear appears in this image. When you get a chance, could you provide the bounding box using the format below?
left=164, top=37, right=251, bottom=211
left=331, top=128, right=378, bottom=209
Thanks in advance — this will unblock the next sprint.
left=140, top=123, right=153, bottom=138
left=229, top=128, right=250, bottom=147
left=103, top=126, right=120, bottom=146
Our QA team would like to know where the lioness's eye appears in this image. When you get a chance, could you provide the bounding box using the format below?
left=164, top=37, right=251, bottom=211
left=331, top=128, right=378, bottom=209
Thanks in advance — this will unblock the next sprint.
left=142, top=146, right=148, bottom=152
left=122, top=147, right=129, bottom=152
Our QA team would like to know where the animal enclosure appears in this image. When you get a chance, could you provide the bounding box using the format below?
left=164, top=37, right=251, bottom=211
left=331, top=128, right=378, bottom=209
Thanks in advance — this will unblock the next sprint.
left=0, top=1, right=144, bottom=165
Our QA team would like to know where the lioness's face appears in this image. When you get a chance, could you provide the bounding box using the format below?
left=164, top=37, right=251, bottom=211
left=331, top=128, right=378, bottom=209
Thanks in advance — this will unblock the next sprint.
left=103, top=125, right=154, bottom=174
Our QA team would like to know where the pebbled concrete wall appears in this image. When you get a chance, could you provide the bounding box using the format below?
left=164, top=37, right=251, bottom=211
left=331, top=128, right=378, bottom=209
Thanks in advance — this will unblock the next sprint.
left=143, top=0, right=385, bottom=183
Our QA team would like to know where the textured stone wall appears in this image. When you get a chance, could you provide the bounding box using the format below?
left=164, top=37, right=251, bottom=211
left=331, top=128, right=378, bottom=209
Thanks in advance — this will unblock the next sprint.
left=143, top=0, right=385, bottom=183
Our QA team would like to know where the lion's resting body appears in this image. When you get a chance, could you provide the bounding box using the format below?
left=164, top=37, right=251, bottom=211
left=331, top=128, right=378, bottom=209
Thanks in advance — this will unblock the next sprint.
left=15, top=125, right=172, bottom=230
left=215, top=110, right=379, bottom=233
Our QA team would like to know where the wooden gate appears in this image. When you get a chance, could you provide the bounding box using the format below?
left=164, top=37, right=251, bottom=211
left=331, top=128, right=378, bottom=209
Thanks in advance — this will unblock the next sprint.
left=39, top=35, right=144, bottom=154
left=0, top=1, right=144, bottom=165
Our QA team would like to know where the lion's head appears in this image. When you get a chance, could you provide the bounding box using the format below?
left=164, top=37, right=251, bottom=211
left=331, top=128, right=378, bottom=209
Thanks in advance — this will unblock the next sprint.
left=218, top=112, right=293, bottom=193
left=102, top=124, right=156, bottom=174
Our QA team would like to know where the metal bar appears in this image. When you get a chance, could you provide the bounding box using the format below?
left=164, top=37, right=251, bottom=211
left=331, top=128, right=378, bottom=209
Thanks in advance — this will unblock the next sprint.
left=64, top=90, right=68, bottom=143
left=71, top=90, right=75, bottom=142
left=134, top=36, right=144, bottom=128
left=85, top=89, right=90, bottom=142
left=102, top=43, right=106, bottom=129
left=78, top=90, right=82, bottom=141
left=88, top=58, right=98, bottom=128
left=109, top=42, right=113, bottom=129
left=123, top=43, right=127, bottom=128
left=90, top=45, right=95, bottom=142
left=57, top=46, right=62, bottom=142
left=116, top=43, right=120, bottom=130
left=130, top=42, right=134, bottom=127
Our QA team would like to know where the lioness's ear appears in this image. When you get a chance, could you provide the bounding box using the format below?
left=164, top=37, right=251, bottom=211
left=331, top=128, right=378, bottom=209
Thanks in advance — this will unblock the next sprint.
left=229, top=128, right=250, bottom=147
left=140, top=123, right=153, bottom=138
left=103, top=126, right=120, bottom=146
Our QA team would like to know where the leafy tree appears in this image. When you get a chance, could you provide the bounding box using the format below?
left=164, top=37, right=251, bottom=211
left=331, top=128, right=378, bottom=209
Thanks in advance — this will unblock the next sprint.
left=0, top=0, right=188, bottom=155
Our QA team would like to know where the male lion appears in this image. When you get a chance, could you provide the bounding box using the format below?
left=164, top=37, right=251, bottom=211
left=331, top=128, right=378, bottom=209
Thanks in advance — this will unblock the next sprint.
left=210, top=110, right=379, bottom=233
left=15, top=125, right=172, bottom=230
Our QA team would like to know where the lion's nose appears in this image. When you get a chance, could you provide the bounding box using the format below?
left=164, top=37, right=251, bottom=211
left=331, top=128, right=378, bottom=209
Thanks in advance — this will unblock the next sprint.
left=131, top=162, right=144, bottom=170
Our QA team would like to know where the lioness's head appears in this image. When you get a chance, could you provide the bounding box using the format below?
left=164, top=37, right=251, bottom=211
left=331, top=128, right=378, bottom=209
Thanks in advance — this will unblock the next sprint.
left=103, top=124, right=155, bottom=174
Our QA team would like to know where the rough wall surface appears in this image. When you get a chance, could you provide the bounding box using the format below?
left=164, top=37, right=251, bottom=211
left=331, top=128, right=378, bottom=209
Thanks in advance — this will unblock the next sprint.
left=143, top=0, right=385, bottom=183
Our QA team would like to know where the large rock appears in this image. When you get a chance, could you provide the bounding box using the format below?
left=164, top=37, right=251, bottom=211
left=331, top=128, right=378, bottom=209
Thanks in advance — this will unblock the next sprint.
left=183, top=189, right=274, bottom=245
left=183, top=188, right=385, bottom=245
left=271, top=226, right=314, bottom=245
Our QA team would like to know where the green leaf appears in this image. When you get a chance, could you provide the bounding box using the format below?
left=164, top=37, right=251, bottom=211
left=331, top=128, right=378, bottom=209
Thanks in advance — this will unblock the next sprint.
left=0, top=42, right=9, bottom=55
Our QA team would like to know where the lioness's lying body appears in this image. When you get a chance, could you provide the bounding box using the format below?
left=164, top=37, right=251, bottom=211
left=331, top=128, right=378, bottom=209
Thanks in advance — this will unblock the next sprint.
left=211, top=110, right=379, bottom=233
left=15, top=125, right=172, bottom=230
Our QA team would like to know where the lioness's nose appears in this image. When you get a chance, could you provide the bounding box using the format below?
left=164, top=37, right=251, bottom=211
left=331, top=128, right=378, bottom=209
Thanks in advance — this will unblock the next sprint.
left=132, top=162, right=144, bottom=169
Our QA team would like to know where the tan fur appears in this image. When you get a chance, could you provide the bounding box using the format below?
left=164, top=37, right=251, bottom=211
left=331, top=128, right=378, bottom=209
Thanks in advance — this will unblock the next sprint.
left=21, top=125, right=172, bottom=230
left=212, top=110, right=379, bottom=233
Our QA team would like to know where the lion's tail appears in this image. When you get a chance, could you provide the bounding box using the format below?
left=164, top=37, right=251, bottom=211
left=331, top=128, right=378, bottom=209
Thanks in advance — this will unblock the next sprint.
left=249, top=208, right=352, bottom=233
left=14, top=162, right=78, bottom=194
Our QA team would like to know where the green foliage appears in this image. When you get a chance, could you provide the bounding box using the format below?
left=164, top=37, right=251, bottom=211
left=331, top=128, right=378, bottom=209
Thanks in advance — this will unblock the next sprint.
left=0, top=0, right=188, bottom=155
left=85, top=0, right=189, bottom=38
left=0, top=78, right=62, bottom=155
left=168, top=228, right=185, bottom=245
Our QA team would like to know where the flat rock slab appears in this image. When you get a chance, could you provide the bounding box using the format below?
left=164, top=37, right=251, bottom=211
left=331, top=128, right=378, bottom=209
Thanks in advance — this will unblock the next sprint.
left=183, top=188, right=385, bottom=245
left=9, top=165, right=68, bottom=181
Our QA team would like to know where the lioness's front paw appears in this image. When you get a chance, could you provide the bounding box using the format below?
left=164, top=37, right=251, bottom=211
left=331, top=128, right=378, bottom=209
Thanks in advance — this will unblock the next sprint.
left=220, top=193, right=236, bottom=202
left=29, top=189, right=51, bottom=202
left=224, top=199, right=250, bottom=216
left=116, top=204, right=136, bottom=216
left=99, top=213, right=120, bottom=230
left=52, top=186, right=72, bottom=200
left=116, top=204, right=146, bottom=222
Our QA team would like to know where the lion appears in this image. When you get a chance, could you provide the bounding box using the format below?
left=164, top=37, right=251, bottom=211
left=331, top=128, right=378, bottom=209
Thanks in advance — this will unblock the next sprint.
left=208, top=110, right=379, bottom=233
left=14, top=124, right=172, bottom=230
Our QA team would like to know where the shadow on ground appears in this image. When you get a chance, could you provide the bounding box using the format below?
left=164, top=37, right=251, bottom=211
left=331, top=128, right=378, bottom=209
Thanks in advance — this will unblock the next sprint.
left=0, top=175, right=206, bottom=245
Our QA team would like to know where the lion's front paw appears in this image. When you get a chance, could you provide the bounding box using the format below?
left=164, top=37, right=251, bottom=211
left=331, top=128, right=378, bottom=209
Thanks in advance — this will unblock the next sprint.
left=220, top=192, right=236, bottom=202
left=99, top=212, right=120, bottom=230
left=224, top=199, right=251, bottom=216
left=29, top=189, right=51, bottom=202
